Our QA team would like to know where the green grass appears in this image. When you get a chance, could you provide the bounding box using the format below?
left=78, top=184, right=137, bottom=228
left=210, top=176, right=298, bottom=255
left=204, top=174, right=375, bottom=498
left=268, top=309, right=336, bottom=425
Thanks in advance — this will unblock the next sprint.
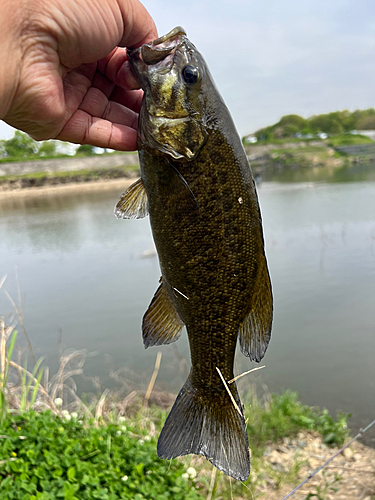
left=0, top=166, right=140, bottom=187
left=0, top=151, right=138, bottom=164
left=0, top=409, right=201, bottom=500
left=0, top=391, right=350, bottom=500
left=0, top=322, right=350, bottom=499
left=268, top=146, right=339, bottom=170
left=0, top=154, right=70, bottom=164
left=245, top=390, right=349, bottom=457
left=245, top=137, right=319, bottom=146
left=244, top=134, right=374, bottom=148
left=327, top=134, right=374, bottom=146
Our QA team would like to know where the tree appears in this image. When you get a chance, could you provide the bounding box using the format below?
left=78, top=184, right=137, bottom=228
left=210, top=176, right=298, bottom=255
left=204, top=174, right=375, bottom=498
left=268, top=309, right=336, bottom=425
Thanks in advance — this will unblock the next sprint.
left=3, top=131, right=39, bottom=159
left=253, top=108, right=375, bottom=140
left=278, top=114, right=307, bottom=129
left=38, top=140, right=58, bottom=157
left=357, top=115, right=375, bottom=130
left=76, top=144, right=96, bottom=156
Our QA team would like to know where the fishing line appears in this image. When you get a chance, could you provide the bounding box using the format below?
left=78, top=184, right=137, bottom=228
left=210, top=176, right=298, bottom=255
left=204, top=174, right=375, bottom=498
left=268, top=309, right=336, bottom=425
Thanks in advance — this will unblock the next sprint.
left=280, top=417, right=375, bottom=500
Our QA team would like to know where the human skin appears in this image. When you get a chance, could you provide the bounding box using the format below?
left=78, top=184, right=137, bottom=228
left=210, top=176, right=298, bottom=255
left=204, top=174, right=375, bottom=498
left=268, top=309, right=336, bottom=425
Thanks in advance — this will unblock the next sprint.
left=0, top=0, right=157, bottom=150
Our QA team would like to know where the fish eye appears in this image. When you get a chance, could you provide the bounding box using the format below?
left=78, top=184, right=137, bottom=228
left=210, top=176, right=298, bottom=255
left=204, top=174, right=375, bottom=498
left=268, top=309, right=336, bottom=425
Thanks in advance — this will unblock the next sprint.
left=182, top=65, right=199, bottom=84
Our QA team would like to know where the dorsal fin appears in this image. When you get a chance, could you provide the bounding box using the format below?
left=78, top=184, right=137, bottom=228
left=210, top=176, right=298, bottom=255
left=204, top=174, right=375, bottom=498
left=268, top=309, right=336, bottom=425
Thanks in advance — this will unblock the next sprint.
left=142, top=280, right=185, bottom=348
left=114, top=178, right=149, bottom=219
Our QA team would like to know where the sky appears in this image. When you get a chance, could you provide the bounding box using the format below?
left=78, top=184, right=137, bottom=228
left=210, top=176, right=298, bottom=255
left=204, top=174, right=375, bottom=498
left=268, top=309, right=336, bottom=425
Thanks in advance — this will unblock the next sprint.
left=0, top=0, right=374, bottom=140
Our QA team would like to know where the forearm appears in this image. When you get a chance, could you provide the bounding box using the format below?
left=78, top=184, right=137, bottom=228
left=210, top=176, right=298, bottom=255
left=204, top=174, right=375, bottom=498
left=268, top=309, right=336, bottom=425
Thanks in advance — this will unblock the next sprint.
left=0, top=0, right=23, bottom=119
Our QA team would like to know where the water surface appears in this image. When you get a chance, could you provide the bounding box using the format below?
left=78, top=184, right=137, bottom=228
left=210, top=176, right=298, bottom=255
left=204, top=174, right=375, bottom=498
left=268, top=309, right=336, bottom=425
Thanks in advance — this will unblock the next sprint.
left=0, top=181, right=374, bottom=444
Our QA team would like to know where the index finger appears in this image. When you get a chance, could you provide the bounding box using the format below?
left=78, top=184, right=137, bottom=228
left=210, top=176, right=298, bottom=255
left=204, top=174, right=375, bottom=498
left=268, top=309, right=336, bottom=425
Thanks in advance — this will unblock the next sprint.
left=98, top=48, right=140, bottom=90
left=116, top=0, right=158, bottom=48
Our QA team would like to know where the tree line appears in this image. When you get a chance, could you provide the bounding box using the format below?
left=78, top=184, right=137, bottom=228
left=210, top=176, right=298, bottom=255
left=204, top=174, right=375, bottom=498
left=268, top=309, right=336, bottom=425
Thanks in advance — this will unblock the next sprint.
left=253, top=108, right=375, bottom=140
left=0, top=131, right=96, bottom=161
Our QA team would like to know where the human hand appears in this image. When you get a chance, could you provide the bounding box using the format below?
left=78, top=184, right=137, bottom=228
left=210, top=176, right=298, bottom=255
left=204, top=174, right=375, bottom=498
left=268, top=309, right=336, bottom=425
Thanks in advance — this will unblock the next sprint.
left=0, top=0, right=157, bottom=150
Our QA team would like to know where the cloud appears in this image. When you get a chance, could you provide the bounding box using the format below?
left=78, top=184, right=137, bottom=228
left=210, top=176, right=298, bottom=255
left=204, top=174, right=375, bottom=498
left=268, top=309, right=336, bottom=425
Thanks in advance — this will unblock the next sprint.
left=0, top=0, right=373, bottom=139
left=142, top=0, right=374, bottom=134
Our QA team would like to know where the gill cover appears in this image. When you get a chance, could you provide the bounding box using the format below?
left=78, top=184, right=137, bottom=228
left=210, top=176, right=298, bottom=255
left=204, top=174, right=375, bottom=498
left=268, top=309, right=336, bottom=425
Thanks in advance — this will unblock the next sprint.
left=128, top=27, right=207, bottom=161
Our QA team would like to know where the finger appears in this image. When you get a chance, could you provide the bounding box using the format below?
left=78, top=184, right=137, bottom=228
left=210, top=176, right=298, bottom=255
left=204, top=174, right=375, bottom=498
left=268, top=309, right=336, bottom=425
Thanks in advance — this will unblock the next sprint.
left=90, top=67, right=140, bottom=110
left=91, top=72, right=115, bottom=99
left=57, top=110, right=138, bottom=150
left=99, top=47, right=139, bottom=90
left=117, top=0, right=157, bottom=48
left=63, top=64, right=97, bottom=118
left=79, top=87, right=138, bottom=128
left=110, top=87, right=143, bottom=113
left=55, top=0, right=156, bottom=70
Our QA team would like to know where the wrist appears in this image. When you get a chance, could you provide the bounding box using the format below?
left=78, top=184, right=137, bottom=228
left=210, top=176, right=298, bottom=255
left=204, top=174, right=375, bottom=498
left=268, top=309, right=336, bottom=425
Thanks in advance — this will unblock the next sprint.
left=0, top=0, right=23, bottom=119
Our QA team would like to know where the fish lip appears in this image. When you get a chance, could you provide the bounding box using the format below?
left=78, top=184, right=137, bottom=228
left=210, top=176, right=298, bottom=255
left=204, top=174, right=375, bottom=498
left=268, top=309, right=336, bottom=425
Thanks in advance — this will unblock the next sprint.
left=127, top=27, right=186, bottom=54
left=127, top=26, right=187, bottom=68
left=149, top=26, right=187, bottom=46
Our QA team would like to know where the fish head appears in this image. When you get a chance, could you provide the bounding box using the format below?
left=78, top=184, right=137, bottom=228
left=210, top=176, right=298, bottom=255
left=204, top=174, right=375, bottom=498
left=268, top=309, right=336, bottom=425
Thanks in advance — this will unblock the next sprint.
left=128, top=27, right=213, bottom=160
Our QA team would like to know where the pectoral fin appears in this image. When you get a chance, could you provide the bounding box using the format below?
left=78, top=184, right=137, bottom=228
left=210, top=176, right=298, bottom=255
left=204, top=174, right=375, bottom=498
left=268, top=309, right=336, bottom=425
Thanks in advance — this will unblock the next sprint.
left=239, top=257, right=273, bottom=362
left=159, top=162, right=199, bottom=215
left=114, top=178, right=149, bottom=219
left=142, top=280, right=184, bottom=348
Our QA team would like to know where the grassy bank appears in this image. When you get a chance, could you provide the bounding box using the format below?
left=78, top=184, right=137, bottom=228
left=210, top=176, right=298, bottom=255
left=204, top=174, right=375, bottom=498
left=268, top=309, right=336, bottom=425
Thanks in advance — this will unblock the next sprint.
left=243, top=135, right=375, bottom=183
left=327, top=134, right=374, bottom=147
left=1, top=135, right=374, bottom=192
left=0, top=151, right=137, bottom=164
left=0, top=388, right=350, bottom=500
left=0, top=328, right=357, bottom=500
left=269, top=145, right=342, bottom=169
left=0, top=165, right=140, bottom=191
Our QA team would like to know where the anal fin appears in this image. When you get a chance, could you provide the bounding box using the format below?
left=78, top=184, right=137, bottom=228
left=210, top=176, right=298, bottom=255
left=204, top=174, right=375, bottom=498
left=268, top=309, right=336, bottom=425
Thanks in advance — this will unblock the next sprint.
left=142, top=280, right=184, bottom=348
left=239, top=256, right=273, bottom=362
left=114, top=177, right=148, bottom=219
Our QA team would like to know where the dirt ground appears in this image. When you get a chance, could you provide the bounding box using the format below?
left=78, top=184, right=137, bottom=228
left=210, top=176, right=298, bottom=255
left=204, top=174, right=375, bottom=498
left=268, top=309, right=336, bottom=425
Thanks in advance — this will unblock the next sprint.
left=262, top=432, right=375, bottom=500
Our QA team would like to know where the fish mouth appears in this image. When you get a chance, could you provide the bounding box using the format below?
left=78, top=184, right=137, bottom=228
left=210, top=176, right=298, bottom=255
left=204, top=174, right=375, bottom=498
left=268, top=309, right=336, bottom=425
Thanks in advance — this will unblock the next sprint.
left=150, top=26, right=187, bottom=47
left=128, top=27, right=186, bottom=68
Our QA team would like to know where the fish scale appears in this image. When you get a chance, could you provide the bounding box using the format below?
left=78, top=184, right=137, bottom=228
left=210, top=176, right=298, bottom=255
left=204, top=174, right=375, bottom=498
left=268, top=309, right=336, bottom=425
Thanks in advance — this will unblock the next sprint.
left=114, top=27, right=272, bottom=481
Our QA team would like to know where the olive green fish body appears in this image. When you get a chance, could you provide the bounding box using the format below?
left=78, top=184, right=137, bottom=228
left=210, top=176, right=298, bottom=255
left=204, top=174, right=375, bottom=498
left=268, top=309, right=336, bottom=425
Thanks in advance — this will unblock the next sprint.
left=115, top=27, right=272, bottom=481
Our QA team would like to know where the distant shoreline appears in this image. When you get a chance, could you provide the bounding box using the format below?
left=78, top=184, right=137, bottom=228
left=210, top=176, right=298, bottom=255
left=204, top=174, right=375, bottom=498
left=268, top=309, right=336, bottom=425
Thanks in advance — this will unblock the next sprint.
left=0, top=177, right=137, bottom=199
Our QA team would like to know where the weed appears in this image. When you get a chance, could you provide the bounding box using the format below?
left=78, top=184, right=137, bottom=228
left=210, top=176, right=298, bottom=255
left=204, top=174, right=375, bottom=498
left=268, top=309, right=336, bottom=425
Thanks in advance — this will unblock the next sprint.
left=0, top=330, right=17, bottom=421
left=0, top=409, right=203, bottom=500
left=304, top=471, right=343, bottom=499
left=245, top=390, right=350, bottom=458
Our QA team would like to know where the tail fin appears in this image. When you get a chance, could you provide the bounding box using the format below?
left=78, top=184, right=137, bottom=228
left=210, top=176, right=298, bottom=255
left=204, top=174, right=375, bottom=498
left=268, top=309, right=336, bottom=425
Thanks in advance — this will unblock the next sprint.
left=157, top=376, right=250, bottom=481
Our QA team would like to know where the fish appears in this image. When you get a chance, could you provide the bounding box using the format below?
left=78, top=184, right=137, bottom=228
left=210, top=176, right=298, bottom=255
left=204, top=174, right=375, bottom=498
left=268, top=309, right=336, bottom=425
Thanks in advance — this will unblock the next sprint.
left=114, top=27, right=273, bottom=481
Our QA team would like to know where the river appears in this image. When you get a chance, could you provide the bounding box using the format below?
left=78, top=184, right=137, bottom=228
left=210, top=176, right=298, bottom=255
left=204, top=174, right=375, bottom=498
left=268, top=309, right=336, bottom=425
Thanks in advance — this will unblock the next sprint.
left=0, top=178, right=374, bottom=445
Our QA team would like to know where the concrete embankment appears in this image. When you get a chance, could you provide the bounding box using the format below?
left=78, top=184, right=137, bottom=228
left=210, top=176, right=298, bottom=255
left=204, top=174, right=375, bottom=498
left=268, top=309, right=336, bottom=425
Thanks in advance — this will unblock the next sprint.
left=245, top=140, right=375, bottom=180
left=0, top=153, right=140, bottom=195
left=0, top=152, right=139, bottom=177
left=245, top=141, right=343, bottom=175
left=334, top=143, right=375, bottom=159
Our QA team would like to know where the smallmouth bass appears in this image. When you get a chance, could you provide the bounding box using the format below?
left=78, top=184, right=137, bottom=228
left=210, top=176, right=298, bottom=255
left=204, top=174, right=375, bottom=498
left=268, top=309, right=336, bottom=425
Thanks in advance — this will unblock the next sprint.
left=115, top=27, right=273, bottom=481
